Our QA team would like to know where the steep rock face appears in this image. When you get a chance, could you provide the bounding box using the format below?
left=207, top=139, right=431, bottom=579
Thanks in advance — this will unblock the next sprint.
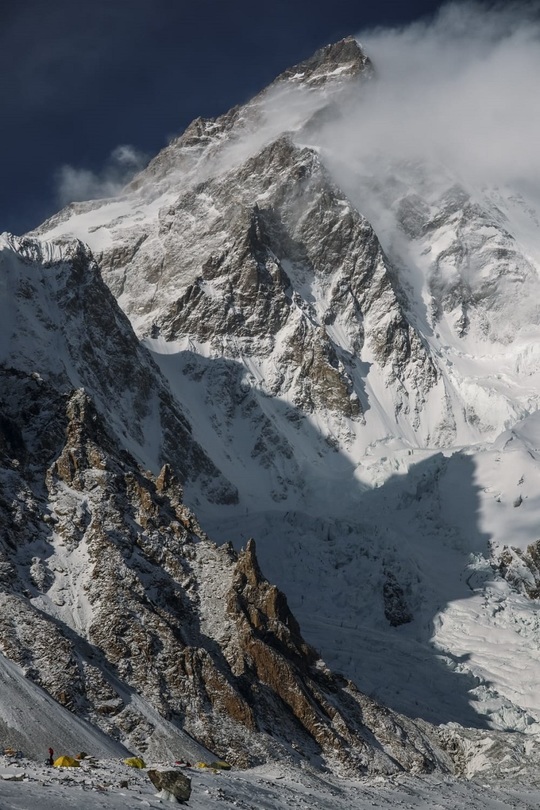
left=44, top=135, right=437, bottom=429
left=225, top=540, right=441, bottom=774
left=147, top=133, right=437, bottom=421
left=34, top=38, right=440, bottom=438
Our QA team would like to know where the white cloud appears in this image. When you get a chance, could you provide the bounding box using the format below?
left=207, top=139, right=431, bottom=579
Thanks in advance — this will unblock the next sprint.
left=314, top=1, right=540, bottom=191
left=55, top=144, right=148, bottom=205
left=109, top=144, right=146, bottom=167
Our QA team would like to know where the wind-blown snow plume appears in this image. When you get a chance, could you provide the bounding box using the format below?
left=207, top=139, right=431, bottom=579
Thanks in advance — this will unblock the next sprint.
left=158, top=2, right=540, bottom=224
left=320, top=2, right=540, bottom=190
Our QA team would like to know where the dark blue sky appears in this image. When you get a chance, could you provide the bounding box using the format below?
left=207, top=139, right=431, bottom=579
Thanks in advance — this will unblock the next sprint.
left=2, top=0, right=451, bottom=235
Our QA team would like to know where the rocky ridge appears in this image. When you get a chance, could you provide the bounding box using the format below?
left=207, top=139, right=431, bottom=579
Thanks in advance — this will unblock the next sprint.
left=0, top=233, right=236, bottom=505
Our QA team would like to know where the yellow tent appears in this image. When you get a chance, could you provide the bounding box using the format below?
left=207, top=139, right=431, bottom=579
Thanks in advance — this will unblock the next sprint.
left=53, top=755, right=80, bottom=768
left=209, top=760, right=231, bottom=770
left=123, top=756, right=146, bottom=769
left=196, top=761, right=225, bottom=773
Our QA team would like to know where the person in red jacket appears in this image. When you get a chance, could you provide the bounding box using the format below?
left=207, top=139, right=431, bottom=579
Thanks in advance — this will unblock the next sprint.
left=47, top=748, right=54, bottom=766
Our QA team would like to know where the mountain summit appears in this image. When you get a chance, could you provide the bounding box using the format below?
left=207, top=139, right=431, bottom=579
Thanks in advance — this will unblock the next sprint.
left=272, top=36, right=373, bottom=86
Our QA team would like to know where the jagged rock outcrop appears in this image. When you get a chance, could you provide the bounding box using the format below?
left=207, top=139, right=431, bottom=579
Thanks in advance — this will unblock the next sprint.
left=383, top=572, right=413, bottom=627
left=496, top=541, right=540, bottom=599
left=270, top=36, right=374, bottom=88
left=0, top=361, right=449, bottom=772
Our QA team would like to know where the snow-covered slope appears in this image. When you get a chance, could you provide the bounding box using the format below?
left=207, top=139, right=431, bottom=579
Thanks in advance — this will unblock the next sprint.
left=5, top=33, right=540, bottom=774
left=2, top=752, right=540, bottom=810
left=0, top=654, right=129, bottom=761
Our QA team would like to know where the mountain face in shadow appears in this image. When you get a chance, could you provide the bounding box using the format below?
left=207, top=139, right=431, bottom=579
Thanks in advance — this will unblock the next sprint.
left=146, top=349, right=497, bottom=730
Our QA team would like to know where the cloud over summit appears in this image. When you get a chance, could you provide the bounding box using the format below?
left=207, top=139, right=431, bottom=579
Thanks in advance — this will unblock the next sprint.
left=320, top=1, right=540, bottom=189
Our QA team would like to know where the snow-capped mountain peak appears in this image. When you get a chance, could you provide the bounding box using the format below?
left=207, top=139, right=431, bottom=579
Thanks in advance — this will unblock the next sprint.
left=2, top=33, right=540, bottom=786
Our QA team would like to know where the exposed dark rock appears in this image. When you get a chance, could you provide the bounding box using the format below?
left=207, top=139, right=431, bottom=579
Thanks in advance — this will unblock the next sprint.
left=147, top=769, right=192, bottom=802
left=496, top=541, right=540, bottom=599
left=0, top=235, right=237, bottom=506
left=383, top=572, right=413, bottom=627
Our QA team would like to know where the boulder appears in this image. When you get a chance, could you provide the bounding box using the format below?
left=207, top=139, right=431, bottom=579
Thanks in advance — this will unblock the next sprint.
left=147, top=769, right=192, bottom=803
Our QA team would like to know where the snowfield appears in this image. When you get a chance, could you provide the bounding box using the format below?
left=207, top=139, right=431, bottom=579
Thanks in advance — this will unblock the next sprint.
left=1, top=755, right=540, bottom=810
